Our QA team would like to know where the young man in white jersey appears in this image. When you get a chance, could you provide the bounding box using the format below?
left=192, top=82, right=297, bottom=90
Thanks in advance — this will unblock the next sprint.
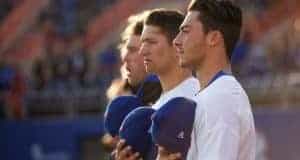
left=103, top=11, right=163, bottom=159
left=118, top=11, right=162, bottom=105
left=140, top=9, right=200, bottom=110
left=114, top=9, right=200, bottom=160
left=173, top=0, right=256, bottom=160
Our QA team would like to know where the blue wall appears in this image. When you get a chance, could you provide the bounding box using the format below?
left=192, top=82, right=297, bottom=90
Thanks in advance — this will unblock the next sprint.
left=0, top=117, right=104, bottom=160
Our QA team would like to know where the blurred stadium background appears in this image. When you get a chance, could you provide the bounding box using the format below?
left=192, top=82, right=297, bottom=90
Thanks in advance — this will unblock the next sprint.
left=0, top=0, right=299, bottom=160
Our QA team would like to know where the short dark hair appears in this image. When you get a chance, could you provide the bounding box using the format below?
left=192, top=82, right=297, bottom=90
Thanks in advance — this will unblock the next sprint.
left=119, top=11, right=150, bottom=50
left=144, top=9, right=184, bottom=44
left=188, top=0, right=242, bottom=60
left=122, top=18, right=144, bottom=39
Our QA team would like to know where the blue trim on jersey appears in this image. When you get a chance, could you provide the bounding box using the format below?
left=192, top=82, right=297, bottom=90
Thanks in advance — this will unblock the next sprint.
left=207, top=70, right=231, bottom=86
left=195, top=70, right=231, bottom=96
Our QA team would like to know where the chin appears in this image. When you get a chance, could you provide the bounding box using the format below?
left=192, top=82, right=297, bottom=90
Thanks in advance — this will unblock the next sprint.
left=145, top=67, right=153, bottom=73
left=127, top=79, right=134, bottom=86
left=179, top=60, right=190, bottom=68
left=180, top=64, right=190, bottom=69
left=128, top=79, right=136, bottom=85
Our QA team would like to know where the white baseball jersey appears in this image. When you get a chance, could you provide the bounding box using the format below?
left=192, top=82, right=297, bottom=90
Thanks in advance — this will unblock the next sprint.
left=152, top=77, right=200, bottom=110
left=187, top=74, right=256, bottom=160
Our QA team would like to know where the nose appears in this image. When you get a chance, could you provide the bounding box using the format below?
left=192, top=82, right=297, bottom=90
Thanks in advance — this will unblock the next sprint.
left=173, top=33, right=182, bottom=49
left=139, top=44, right=148, bottom=57
left=123, top=52, right=130, bottom=64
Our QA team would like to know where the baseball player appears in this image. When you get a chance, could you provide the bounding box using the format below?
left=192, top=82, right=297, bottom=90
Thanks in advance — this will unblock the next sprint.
left=140, top=9, right=200, bottom=110
left=119, top=10, right=162, bottom=105
left=102, top=11, right=162, bottom=153
left=115, top=9, right=200, bottom=160
left=173, top=0, right=256, bottom=159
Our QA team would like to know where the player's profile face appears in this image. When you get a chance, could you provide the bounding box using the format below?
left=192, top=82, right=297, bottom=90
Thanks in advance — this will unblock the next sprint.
left=140, top=25, right=177, bottom=75
left=121, top=35, right=146, bottom=86
left=174, top=11, right=207, bottom=68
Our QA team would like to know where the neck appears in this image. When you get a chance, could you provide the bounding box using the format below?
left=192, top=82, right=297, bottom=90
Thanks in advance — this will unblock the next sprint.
left=158, top=67, right=192, bottom=93
left=196, top=51, right=231, bottom=90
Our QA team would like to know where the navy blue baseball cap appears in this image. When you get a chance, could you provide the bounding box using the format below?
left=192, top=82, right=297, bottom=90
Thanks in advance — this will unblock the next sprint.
left=151, top=97, right=197, bottom=158
left=136, top=74, right=161, bottom=97
left=119, top=107, right=156, bottom=159
left=104, top=95, right=143, bottom=137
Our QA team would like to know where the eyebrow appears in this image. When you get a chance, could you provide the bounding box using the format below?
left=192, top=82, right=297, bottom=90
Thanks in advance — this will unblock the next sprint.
left=180, top=25, right=190, bottom=31
left=127, top=46, right=138, bottom=50
left=141, top=37, right=153, bottom=42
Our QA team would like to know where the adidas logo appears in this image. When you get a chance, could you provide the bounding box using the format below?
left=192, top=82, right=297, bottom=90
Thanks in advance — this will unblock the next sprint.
left=177, top=131, right=185, bottom=139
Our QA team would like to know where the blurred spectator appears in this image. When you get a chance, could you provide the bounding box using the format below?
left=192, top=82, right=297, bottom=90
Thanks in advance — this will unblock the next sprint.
left=265, top=27, right=291, bottom=74
left=68, top=31, right=90, bottom=88
left=0, top=57, right=14, bottom=90
left=6, top=64, right=26, bottom=119
left=0, top=54, right=26, bottom=119
left=47, top=37, right=72, bottom=90
left=32, top=57, right=51, bottom=91
left=288, top=19, right=300, bottom=71
left=240, top=41, right=271, bottom=78
left=96, top=47, right=120, bottom=90
left=0, top=57, right=15, bottom=118
left=38, top=13, right=57, bottom=47
left=232, top=31, right=252, bottom=76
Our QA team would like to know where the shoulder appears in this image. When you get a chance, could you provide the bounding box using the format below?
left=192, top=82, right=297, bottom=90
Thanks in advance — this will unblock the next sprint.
left=177, top=76, right=200, bottom=95
left=184, top=77, right=200, bottom=88
left=193, top=75, right=252, bottom=127
left=152, top=77, right=199, bottom=110
left=198, top=75, right=249, bottom=105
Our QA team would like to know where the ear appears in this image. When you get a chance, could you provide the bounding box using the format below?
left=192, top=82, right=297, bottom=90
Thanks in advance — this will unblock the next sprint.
left=206, top=30, right=222, bottom=47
